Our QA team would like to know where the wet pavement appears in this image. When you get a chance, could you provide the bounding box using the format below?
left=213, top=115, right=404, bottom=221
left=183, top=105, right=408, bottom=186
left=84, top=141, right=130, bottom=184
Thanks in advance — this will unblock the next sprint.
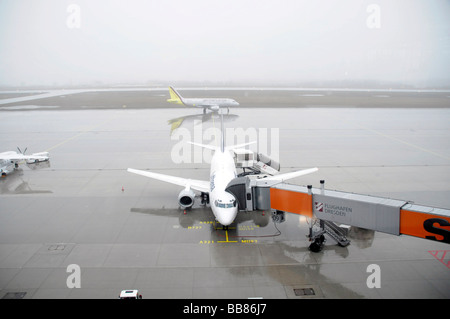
left=0, top=90, right=449, bottom=299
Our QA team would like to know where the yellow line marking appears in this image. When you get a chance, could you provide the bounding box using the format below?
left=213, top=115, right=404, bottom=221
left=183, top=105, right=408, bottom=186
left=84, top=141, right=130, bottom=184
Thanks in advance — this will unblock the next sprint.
left=358, top=125, right=450, bottom=161
left=319, top=109, right=450, bottom=162
left=44, top=113, right=119, bottom=152
left=45, top=131, right=87, bottom=152
left=217, top=229, right=238, bottom=243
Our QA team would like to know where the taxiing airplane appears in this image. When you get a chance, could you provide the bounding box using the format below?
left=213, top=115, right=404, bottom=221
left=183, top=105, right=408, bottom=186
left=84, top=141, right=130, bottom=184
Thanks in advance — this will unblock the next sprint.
left=0, top=148, right=50, bottom=177
left=167, top=86, right=239, bottom=112
left=127, top=117, right=318, bottom=227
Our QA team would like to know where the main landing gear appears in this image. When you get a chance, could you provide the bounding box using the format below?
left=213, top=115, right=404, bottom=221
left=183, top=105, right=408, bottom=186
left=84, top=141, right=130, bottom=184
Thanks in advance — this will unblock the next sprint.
left=200, top=192, right=210, bottom=206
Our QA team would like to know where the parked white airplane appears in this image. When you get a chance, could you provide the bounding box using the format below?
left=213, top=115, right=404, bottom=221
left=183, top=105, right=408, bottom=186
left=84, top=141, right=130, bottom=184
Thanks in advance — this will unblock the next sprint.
left=127, top=117, right=318, bottom=227
left=0, top=148, right=49, bottom=177
left=167, top=86, right=239, bottom=112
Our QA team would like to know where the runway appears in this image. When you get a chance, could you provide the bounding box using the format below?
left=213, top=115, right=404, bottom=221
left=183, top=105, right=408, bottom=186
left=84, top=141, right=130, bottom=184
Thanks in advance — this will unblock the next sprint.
left=1, top=87, right=450, bottom=109
left=0, top=88, right=449, bottom=299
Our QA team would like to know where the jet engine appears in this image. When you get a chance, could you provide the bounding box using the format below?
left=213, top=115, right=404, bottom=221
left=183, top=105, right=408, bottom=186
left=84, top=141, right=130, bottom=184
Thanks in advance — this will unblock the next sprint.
left=178, top=189, right=195, bottom=209
left=0, top=160, right=14, bottom=177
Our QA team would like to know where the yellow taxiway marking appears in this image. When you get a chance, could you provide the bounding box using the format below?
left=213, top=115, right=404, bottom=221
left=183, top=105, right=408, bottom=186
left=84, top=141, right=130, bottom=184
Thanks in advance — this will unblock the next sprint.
left=316, top=108, right=450, bottom=162
left=45, top=130, right=88, bottom=152
left=360, top=125, right=450, bottom=161
left=217, top=228, right=238, bottom=243
left=45, top=113, right=119, bottom=152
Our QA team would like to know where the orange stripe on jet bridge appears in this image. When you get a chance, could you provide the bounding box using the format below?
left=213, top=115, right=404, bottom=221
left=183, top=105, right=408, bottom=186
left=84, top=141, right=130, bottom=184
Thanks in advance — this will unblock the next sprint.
left=400, top=209, right=450, bottom=244
left=270, top=188, right=313, bottom=218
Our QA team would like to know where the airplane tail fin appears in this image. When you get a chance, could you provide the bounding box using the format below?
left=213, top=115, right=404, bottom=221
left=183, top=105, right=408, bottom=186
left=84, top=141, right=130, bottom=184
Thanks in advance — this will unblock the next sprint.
left=167, top=86, right=185, bottom=105
left=220, top=113, right=225, bottom=153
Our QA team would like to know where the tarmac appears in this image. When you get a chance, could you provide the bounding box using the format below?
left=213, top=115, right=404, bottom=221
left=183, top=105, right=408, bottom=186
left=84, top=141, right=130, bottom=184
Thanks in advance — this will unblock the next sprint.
left=0, top=88, right=449, bottom=299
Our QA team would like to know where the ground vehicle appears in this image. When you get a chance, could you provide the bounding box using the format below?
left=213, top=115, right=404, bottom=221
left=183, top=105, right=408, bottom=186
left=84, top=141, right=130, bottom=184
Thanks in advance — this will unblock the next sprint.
left=119, top=290, right=142, bottom=299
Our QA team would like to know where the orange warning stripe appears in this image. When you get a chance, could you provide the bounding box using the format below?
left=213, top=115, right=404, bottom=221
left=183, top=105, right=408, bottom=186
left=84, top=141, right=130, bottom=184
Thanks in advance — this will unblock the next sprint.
left=270, top=188, right=313, bottom=218
left=400, top=209, right=450, bottom=243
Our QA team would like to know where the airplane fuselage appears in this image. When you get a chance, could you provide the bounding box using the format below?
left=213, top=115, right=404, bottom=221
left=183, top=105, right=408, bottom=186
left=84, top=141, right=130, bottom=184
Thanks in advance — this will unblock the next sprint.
left=0, top=150, right=50, bottom=177
left=167, top=86, right=239, bottom=111
left=183, top=98, right=239, bottom=109
left=209, top=150, right=238, bottom=226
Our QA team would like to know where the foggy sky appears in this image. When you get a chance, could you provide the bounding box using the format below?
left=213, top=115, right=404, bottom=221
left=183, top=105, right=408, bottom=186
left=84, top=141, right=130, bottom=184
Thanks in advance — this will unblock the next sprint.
left=0, top=0, right=449, bottom=87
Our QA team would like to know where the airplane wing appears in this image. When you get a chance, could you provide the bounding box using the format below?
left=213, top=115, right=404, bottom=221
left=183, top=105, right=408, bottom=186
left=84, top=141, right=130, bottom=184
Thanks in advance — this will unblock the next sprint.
left=127, top=168, right=210, bottom=193
left=225, top=141, right=257, bottom=152
left=188, top=140, right=257, bottom=152
left=187, top=141, right=218, bottom=151
left=0, top=152, right=22, bottom=160
left=263, top=167, right=319, bottom=182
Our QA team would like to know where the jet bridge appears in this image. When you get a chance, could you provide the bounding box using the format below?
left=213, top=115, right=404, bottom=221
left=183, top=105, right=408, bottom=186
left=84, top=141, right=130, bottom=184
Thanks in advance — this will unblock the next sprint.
left=225, top=177, right=450, bottom=252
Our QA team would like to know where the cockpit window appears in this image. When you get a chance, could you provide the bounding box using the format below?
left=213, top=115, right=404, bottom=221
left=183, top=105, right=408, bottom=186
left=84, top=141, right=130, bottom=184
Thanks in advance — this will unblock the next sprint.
left=214, top=200, right=236, bottom=208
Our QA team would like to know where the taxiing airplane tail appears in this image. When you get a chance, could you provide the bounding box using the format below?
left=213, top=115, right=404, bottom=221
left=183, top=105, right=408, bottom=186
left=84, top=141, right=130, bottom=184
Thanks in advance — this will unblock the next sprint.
left=167, top=86, right=185, bottom=105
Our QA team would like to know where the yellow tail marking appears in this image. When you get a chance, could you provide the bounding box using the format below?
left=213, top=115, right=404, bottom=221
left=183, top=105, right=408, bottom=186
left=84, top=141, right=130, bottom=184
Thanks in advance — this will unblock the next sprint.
left=167, top=87, right=184, bottom=105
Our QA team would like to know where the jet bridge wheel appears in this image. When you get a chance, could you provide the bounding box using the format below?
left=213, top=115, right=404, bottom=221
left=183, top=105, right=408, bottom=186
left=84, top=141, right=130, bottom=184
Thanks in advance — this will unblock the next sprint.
left=308, top=235, right=325, bottom=253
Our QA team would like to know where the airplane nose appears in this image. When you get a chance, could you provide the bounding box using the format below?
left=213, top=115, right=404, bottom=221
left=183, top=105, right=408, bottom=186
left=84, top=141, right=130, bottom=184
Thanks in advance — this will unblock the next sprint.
left=216, top=208, right=238, bottom=226
left=217, top=216, right=233, bottom=226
